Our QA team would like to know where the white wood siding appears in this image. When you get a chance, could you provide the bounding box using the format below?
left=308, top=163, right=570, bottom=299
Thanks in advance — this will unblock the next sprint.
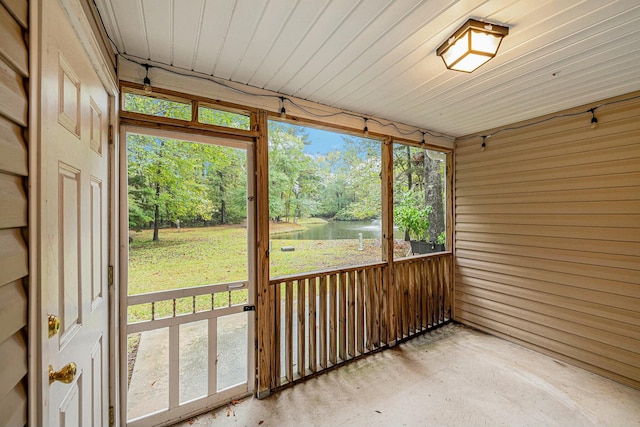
left=0, top=0, right=28, bottom=425
left=454, top=92, right=640, bottom=390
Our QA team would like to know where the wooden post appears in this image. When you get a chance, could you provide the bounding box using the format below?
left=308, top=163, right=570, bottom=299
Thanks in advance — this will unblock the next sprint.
left=255, top=110, right=271, bottom=398
left=381, top=137, right=393, bottom=346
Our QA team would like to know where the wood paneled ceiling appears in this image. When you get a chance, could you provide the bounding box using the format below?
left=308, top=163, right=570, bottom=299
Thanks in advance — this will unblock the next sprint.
left=95, top=0, right=640, bottom=137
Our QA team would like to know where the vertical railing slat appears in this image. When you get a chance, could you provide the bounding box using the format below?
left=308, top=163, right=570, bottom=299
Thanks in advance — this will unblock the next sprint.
left=428, top=258, right=435, bottom=327
left=285, top=281, right=293, bottom=383
left=438, top=257, right=444, bottom=323
left=347, top=270, right=356, bottom=358
left=273, top=282, right=281, bottom=387
left=394, top=264, right=401, bottom=341
left=319, top=275, right=327, bottom=369
left=365, top=268, right=373, bottom=351
left=372, top=267, right=380, bottom=348
left=379, top=266, right=389, bottom=345
left=414, top=260, right=421, bottom=332
left=421, top=259, right=428, bottom=330
left=329, top=273, right=337, bottom=365
left=308, top=277, right=317, bottom=373
left=169, top=325, right=179, bottom=409
left=444, top=256, right=452, bottom=320
left=357, top=269, right=365, bottom=355
left=401, top=262, right=408, bottom=337
left=297, top=279, right=306, bottom=378
left=338, top=272, right=347, bottom=362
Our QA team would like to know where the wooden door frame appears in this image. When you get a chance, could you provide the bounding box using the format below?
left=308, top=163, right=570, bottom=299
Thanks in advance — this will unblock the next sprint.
left=28, top=0, right=119, bottom=425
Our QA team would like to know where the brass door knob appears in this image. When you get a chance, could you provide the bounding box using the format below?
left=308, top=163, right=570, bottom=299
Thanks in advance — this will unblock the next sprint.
left=48, top=314, right=61, bottom=338
left=49, top=362, right=77, bottom=385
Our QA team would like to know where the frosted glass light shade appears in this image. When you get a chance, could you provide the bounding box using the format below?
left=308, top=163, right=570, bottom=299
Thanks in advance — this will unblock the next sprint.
left=437, top=19, right=509, bottom=73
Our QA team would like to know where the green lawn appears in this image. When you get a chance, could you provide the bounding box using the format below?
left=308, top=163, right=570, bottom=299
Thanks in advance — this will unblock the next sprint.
left=127, top=223, right=382, bottom=322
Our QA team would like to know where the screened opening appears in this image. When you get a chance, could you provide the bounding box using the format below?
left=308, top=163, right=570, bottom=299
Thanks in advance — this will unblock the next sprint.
left=393, top=143, right=447, bottom=258
left=198, top=104, right=250, bottom=130
left=268, top=121, right=382, bottom=277
left=122, top=90, right=192, bottom=121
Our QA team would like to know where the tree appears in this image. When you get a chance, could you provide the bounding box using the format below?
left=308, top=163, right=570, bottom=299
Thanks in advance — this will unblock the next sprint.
left=267, top=123, right=320, bottom=222
left=128, top=134, right=214, bottom=241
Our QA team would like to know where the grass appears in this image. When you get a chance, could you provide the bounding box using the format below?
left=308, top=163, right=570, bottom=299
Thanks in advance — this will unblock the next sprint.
left=127, top=222, right=383, bottom=323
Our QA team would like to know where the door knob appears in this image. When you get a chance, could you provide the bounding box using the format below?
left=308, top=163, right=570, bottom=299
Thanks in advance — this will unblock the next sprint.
left=49, top=362, right=77, bottom=385
left=48, top=314, right=61, bottom=338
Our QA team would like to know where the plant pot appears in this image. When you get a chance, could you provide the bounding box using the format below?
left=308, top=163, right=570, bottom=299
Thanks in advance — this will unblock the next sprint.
left=434, top=243, right=446, bottom=252
left=410, top=240, right=433, bottom=254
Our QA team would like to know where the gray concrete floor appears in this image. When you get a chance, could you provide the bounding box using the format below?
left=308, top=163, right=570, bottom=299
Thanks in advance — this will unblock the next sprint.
left=172, top=323, right=640, bottom=427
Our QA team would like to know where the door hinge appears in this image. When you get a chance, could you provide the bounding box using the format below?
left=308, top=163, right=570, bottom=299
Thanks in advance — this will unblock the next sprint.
left=109, top=405, right=114, bottom=427
left=108, top=125, right=114, bottom=145
left=243, top=305, right=256, bottom=312
left=108, top=266, right=114, bottom=287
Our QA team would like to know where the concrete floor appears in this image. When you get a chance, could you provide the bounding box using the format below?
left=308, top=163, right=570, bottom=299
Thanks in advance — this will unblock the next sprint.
left=172, top=323, right=640, bottom=427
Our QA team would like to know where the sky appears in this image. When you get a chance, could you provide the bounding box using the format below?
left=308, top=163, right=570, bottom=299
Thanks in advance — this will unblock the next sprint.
left=302, top=126, right=348, bottom=155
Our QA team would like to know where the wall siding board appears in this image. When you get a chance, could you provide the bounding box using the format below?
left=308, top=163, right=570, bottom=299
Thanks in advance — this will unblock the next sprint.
left=0, top=333, right=28, bottom=399
left=0, top=3, right=27, bottom=426
left=455, top=93, right=640, bottom=389
left=0, top=173, right=27, bottom=228
left=0, top=3, right=27, bottom=77
left=456, top=269, right=640, bottom=321
left=0, top=115, right=27, bottom=176
left=456, top=283, right=640, bottom=341
left=0, top=0, right=27, bottom=29
left=455, top=106, right=640, bottom=158
left=0, top=280, right=26, bottom=344
left=456, top=292, right=640, bottom=356
left=0, top=382, right=26, bottom=426
left=0, top=57, right=27, bottom=126
left=455, top=232, right=640, bottom=257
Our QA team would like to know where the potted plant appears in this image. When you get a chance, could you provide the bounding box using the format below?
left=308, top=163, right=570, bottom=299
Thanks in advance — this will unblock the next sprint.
left=435, top=231, right=446, bottom=252
left=394, top=190, right=432, bottom=254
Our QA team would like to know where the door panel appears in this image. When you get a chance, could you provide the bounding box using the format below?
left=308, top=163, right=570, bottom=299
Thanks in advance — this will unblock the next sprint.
left=41, top=1, right=110, bottom=426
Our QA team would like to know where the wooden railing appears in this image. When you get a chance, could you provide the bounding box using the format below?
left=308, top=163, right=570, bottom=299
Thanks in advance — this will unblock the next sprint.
left=268, top=253, right=452, bottom=389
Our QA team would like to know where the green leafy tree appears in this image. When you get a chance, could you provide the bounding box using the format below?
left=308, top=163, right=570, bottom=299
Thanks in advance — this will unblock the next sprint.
left=394, top=189, right=432, bottom=241
left=128, top=134, right=214, bottom=241
left=268, top=123, right=320, bottom=222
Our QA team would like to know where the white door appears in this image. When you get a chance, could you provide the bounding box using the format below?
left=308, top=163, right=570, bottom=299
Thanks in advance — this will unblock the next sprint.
left=40, top=1, right=111, bottom=426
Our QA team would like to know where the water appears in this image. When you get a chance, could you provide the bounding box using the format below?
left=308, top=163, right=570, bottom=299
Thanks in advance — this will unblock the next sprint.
left=271, top=220, right=382, bottom=240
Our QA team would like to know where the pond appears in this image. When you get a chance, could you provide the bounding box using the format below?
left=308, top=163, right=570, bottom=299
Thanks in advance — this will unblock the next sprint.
left=271, top=220, right=383, bottom=240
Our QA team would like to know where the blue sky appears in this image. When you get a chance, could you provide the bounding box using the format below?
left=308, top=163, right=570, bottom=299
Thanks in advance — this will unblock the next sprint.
left=302, top=127, right=347, bottom=155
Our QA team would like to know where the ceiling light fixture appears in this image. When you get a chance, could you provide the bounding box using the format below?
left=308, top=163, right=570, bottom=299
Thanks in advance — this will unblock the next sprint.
left=143, top=64, right=152, bottom=94
left=436, top=19, right=509, bottom=73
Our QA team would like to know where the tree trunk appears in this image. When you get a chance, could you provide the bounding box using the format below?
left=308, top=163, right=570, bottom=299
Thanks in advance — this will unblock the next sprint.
left=424, top=155, right=444, bottom=242
left=153, top=182, right=161, bottom=242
